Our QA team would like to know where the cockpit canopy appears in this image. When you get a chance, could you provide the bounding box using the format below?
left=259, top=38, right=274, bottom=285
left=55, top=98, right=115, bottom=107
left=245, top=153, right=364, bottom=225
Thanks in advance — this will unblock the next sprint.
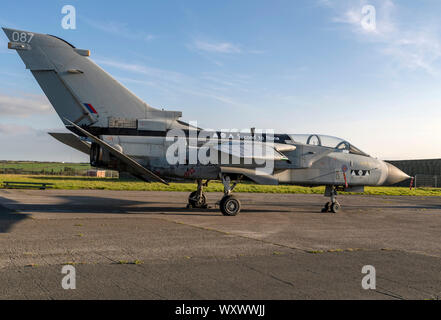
left=288, top=134, right=369, bottom=157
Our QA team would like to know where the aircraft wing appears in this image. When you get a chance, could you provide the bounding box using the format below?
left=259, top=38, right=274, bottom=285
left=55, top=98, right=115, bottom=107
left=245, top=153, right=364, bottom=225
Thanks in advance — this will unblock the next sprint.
left=48, top=132, right=90, bottom=155
left=212, top=140, right=294, bottom=162
left=220, top=167, right=279, bottom=185
left=65, top=119, right=168, bottom=185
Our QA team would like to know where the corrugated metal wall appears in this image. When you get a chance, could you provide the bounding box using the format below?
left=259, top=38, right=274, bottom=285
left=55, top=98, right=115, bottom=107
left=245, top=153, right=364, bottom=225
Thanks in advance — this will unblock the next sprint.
left=386, top=159, right=441, bottom=176
left=385, top=159, right=441, bottom=187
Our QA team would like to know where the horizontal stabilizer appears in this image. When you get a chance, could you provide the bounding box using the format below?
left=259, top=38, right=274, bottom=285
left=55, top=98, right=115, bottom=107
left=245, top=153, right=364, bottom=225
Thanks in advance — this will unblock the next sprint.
left=48, top=132, right=90, bottom=155
left=65, top=119, right=168, bottom=185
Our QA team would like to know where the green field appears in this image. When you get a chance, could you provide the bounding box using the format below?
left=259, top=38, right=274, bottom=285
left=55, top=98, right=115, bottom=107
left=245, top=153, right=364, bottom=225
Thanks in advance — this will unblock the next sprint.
left=0, top=161, right=91, bottom=174
left=1, top=174, right=440, bottom=196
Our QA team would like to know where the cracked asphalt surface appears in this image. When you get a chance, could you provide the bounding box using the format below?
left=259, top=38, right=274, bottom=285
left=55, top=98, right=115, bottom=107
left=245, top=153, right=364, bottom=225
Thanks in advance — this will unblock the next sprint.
left=0, top=189, right=440, bottom=299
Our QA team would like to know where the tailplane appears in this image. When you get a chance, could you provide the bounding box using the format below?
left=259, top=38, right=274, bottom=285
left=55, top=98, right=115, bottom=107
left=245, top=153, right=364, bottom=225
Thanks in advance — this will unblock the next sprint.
left=2, top=27, right=181, bottom=129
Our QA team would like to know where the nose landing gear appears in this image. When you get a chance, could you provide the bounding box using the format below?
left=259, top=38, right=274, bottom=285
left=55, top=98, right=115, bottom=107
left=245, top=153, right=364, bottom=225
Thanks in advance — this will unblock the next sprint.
left=321, top=185, right=341, bottom=213
left=186, top=176, right=242, bottom=216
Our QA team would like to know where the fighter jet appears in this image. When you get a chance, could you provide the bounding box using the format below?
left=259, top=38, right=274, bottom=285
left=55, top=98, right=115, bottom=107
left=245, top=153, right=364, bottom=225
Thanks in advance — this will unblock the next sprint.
left=2, top=28, right=410, bottom=216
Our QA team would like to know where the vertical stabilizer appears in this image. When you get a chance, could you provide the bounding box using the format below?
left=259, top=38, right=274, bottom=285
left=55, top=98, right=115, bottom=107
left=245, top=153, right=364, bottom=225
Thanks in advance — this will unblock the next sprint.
left=3, top=27, right=182, bottom=128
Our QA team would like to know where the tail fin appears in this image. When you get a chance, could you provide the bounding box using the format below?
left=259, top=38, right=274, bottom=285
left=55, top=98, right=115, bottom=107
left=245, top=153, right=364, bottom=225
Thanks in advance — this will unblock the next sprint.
left=2, top=27, right=181, bottom=128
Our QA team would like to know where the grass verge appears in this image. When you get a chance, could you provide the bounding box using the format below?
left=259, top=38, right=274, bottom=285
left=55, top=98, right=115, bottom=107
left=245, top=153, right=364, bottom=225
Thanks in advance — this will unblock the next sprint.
left=1, top=174, right=440, bottom=196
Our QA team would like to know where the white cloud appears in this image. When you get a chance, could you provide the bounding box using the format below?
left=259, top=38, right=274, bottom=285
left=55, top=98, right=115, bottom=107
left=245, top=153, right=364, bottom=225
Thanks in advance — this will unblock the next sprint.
left=94, top=58, right=185, bottom=83
left=0, top=93, right=52, bottom=117
left=192, top=40, right=242, bottom=54
left=380, top=30, right=441, bottom=74
left=0, top=124, right=88, bottom=162
left=0, top=123, right=35, bottom=135
left=82, top=18, right=157, bottom=42
left=94, top=56, right=255, bottom=112
left=190, top=39, right=265, bottom=56
left=330, top=0, right=395, bottom=36
left=323, top=0, right=441, bottom=74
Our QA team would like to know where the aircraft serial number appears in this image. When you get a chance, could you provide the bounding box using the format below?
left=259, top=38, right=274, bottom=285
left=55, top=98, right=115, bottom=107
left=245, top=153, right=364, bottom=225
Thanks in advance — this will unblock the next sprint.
left=11, top=32, right=34, bottom=43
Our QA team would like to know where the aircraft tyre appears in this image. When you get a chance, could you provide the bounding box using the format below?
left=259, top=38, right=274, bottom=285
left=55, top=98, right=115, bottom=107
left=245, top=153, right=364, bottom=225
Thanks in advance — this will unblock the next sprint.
left=220, top=195, right=241, bottom=216
left=330, top=202, right=340, bottom=213
left=188, top=191, right=207, bottom=208
left=321, top=202, right=331, bottom=212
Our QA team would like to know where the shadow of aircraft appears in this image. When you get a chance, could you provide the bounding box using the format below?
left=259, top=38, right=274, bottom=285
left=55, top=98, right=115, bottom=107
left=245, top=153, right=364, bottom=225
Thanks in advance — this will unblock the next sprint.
left=0, top=194, right=291, bottom=224
left=0, top=200, right=30, bottom=233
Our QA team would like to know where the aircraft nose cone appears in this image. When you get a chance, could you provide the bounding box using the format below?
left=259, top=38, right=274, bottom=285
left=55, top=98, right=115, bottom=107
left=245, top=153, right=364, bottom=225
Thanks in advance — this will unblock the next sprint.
left=383, top=163, right=410, bottom=185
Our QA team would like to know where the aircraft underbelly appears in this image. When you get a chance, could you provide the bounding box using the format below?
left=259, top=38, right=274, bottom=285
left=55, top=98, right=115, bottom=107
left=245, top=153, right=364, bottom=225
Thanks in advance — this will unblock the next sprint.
left=277, top=168, right=337, bottom=185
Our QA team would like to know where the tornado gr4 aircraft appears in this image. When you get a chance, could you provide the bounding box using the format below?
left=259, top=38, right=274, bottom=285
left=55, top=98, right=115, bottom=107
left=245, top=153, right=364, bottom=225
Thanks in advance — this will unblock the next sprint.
left=3, top=27, right=410, bottom=216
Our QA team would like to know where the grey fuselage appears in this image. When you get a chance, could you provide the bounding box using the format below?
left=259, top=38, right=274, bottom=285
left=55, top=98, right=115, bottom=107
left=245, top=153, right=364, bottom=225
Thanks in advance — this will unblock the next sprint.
left=95, top=132, right=390, bottom=187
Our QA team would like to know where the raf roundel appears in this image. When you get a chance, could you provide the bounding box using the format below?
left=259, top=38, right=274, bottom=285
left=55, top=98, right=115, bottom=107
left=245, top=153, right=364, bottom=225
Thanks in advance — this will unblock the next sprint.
left=83, top=103, right=98, bottom=114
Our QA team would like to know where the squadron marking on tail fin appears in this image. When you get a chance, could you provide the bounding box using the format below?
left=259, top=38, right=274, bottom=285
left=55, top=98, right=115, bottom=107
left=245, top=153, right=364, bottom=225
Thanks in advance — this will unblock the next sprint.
left=83, top=103, right=98, bottom=114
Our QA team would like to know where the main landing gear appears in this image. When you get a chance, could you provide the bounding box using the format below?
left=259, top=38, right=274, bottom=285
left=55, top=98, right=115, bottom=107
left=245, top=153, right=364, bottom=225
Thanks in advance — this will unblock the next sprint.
left=219, top=175, right=241, bottom=216
left=321, top=185, right=341, bottom=213
left=186, top=175, right=241, bottom=216
left=187, top=179, right=208, bottom=209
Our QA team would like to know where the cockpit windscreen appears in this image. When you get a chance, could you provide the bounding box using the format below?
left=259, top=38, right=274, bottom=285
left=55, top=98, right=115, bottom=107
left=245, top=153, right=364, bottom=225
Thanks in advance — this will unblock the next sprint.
left=288, top=134, right=369, bottom=157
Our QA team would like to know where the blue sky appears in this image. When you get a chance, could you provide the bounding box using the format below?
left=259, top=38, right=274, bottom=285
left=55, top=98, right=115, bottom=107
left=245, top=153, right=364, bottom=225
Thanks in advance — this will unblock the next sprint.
left=1, top=0, right=441, bottom=161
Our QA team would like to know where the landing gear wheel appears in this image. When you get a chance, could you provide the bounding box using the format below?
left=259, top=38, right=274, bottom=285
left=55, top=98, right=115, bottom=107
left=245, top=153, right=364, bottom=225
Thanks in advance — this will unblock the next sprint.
left=330, top=202, right=340, bottom=213
left=321, top=202, right=331, bottom=213
left=188, top=191, right=207, bottom=208
left=220, top=195, right=241, bottom=216
left=322, top=186, right=342, bottom=213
